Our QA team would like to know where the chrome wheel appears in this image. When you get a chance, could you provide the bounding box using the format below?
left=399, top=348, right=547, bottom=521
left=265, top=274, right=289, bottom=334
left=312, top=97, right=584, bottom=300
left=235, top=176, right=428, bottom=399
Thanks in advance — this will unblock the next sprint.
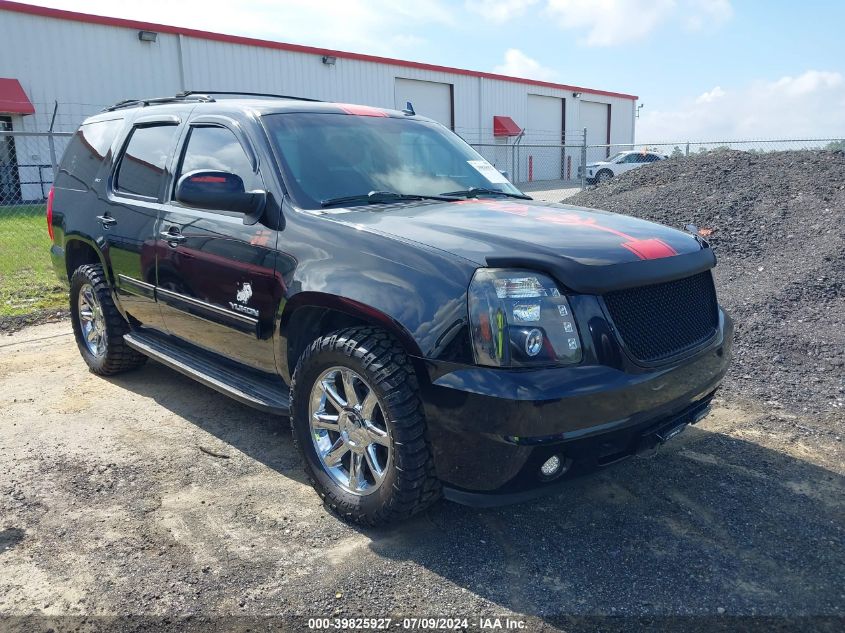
left=77, top=283, right=106, bottom=357
left=308, top=366, right=392, bottom=496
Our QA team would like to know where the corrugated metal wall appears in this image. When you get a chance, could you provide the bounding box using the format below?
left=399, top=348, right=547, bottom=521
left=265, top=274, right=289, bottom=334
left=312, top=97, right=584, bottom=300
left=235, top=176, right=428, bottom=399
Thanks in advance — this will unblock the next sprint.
left=0, top=8, right=635, bottom=145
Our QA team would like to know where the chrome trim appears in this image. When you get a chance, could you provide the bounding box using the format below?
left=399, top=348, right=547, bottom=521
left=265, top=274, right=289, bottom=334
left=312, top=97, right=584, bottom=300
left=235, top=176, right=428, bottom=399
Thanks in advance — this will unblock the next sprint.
left=117, top=273, right=155, bottom=297
left=155, top=286, right=258, bottom=327
left=117, top=273, right=154, bottom=290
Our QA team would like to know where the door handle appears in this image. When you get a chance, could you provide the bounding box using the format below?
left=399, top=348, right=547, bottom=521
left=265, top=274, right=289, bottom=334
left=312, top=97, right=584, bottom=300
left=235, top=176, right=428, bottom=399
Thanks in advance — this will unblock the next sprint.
left=96, top=214, right=117, bottom=228
left=160, top=228, right=187, bottom=245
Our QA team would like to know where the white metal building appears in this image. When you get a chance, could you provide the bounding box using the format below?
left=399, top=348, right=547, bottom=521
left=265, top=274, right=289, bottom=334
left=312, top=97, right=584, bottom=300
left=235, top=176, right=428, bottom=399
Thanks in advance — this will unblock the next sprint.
left=0, top=0, right=637, bottom=198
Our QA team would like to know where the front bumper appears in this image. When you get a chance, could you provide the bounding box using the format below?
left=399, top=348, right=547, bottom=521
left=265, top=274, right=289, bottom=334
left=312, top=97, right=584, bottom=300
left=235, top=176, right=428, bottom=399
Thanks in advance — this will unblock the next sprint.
left=416, top=310, right=733, bottom=501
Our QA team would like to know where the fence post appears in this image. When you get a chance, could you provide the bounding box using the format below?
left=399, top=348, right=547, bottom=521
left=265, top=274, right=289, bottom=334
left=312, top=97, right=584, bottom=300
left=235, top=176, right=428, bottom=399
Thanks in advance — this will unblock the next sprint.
left=580, top=128, right=587, bottom=189
left=47, top=101, right=59, bottom=182
left=685, top=142, right=690, bottom=157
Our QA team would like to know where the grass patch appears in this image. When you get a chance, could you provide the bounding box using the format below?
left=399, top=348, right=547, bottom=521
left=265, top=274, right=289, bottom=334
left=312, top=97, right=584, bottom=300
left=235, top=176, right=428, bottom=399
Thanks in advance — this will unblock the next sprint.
left=0, top=204, right=67, bottom=317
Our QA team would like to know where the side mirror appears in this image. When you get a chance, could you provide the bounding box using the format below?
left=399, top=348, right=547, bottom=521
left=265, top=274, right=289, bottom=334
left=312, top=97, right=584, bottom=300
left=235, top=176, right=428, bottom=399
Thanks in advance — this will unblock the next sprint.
left=175, top=170, right=266, bottom=216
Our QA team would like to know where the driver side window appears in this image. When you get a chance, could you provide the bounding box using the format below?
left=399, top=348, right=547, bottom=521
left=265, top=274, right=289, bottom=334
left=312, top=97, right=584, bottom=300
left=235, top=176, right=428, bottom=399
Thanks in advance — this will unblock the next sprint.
left=176, top=125, right=261, bottom=195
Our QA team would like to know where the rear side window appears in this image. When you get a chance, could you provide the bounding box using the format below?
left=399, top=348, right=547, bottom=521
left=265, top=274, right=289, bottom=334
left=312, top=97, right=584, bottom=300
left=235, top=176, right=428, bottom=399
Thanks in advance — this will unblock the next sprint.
left=115, top=124, right=180, bottom=199
left=57, top=118, right=122, bottom=187
left=176, top=125, right=261, bottom=191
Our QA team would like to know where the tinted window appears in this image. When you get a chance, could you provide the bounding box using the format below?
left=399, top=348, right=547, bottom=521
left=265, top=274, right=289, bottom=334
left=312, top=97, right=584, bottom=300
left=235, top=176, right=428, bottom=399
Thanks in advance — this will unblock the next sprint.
left=115, top=124, right=179, bottom=198
left=57, top=118, right=123, bottom=187
left=177, top=126, right=260, bottom=191
left=264, top=113, right=523, bottom=209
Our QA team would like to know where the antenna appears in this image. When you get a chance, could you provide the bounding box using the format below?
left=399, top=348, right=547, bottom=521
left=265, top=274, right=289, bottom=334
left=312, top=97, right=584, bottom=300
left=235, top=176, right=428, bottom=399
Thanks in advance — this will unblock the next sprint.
left=402, top=101, right=415, bottom=116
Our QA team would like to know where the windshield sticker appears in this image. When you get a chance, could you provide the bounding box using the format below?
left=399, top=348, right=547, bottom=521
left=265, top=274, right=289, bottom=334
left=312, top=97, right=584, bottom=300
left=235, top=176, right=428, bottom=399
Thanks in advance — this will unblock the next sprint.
left=467, top=160, right=509, bottom=184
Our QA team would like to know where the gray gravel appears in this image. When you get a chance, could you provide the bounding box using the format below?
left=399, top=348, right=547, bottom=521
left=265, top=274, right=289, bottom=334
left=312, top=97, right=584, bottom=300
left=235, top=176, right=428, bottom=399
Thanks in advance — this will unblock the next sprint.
left=568, top=150, right=845, bottom=422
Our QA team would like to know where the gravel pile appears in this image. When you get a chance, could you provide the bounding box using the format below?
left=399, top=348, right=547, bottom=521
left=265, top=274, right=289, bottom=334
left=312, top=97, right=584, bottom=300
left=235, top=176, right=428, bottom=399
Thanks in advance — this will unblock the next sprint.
left=568, top=150, right=845, bottom=419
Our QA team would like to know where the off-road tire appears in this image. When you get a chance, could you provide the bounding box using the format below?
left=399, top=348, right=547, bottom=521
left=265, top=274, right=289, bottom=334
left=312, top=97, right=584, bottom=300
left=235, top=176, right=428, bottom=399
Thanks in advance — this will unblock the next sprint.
left=290, top=326, right=441, bottom=525
left=69, top=264, right=147, bottom=375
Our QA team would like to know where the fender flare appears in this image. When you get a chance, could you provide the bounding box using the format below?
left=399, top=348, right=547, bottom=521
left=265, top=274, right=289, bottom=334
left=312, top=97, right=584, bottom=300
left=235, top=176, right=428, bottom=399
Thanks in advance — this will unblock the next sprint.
left=277, top=291, right=424, bottom=378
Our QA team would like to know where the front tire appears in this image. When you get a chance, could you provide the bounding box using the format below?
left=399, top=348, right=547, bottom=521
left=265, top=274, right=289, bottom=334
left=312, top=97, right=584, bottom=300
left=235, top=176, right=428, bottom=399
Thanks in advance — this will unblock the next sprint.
left=290, top=326, right=440, bottom=525
left=596, top=169, right=613, bottom=184
left=69, top=264, right=147, bottom=375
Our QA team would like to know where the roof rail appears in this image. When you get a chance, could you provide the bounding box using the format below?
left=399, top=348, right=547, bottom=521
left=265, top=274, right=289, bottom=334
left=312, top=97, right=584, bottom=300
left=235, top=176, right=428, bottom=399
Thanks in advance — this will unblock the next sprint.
left=101, top=93, right=215, bottom=112
left=178, top=90, right=322, bottom=102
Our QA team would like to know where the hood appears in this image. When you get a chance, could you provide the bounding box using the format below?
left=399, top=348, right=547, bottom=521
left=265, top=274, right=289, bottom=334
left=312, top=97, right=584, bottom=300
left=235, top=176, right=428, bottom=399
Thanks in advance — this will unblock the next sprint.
left=586, top=161, right=610, bottom=168
left=327, top=199, right=715, bottom=294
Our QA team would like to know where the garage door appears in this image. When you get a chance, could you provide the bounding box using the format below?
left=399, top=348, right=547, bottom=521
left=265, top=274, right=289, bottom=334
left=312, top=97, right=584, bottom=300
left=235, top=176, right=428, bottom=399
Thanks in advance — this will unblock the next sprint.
left=394, top=78, right=452, bottom=128
left=581, top=101, right=610, bottom=160
left=526, top=94, right=563, bottom=181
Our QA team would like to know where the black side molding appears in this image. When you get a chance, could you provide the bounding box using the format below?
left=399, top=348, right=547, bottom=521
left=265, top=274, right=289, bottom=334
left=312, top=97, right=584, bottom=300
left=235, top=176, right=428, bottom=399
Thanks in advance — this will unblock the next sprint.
left=487, top=247, right=717, bottom=294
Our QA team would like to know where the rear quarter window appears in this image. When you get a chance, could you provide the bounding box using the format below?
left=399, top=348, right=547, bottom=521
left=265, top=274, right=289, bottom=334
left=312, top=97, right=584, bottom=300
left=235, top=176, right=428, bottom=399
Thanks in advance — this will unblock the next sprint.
left=114, top=124, right=180, bottom=199
left=56, top=118, right=123, bottom=189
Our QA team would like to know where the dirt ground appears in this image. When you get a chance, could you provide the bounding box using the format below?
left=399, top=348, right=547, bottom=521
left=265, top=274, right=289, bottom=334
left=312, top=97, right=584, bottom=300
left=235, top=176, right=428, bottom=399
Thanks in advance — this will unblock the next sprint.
left=1, top=320, right=843, bottom=631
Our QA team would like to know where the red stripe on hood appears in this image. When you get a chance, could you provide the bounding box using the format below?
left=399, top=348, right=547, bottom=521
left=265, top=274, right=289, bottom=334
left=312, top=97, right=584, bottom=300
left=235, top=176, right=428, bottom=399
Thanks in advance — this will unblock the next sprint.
left=621, top=238, right=678, bottom=260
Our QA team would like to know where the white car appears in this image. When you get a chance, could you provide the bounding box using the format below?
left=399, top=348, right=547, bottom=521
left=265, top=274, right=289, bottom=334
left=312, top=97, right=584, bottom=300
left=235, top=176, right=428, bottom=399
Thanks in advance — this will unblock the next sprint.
left=583, top=150, right=667, bottom=184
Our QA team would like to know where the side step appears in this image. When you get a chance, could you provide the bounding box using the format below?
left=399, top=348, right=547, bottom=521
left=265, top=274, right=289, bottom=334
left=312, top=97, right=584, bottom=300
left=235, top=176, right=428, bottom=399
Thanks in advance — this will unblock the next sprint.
left=124, top=330, right=290, bottom=416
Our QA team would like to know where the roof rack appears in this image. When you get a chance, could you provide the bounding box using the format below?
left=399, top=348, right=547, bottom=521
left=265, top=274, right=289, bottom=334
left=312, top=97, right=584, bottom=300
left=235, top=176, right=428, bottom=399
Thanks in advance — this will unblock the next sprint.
left=102, top=93, right=215, bottom=112
left=101, top=90, right=321, bottom=113
left=177, top=90, right=322, bottom=102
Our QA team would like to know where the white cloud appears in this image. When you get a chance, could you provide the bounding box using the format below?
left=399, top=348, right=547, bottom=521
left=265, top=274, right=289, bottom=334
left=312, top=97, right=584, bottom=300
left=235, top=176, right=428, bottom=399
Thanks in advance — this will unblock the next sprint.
left=695, top=86, right=726, bottom=103
left=684, top=0, right=733, bottom=30
left=465, top=0, right=539, bottom=23
left=32, top=0, right=455, bottom=57
left=545, top=0, right=676, bottom=46
left=637, top=70, right=845, bottom=142
left=493, top=48, right=558, bottom=81
left=544, top=0, right=733, bottom=46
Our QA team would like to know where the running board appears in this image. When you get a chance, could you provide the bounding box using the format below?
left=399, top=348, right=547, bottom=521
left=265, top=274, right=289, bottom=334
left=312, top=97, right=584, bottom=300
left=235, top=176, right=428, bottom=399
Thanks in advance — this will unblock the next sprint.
left=123, top=330, right=290, bottom=416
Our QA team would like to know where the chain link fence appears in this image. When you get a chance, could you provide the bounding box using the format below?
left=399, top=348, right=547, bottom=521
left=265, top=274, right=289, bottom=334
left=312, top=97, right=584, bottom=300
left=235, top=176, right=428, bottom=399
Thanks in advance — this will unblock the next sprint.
left=0, top=129, right=73, bottom=317
left=469, top=135, right=845, bottom=196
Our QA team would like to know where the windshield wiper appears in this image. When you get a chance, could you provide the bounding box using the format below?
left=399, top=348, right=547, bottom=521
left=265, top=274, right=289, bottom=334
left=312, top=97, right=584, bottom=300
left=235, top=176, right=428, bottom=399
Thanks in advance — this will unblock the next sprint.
left=440, top=187, right=532, bottom=200
left=320, top=190, right=458, bottom=208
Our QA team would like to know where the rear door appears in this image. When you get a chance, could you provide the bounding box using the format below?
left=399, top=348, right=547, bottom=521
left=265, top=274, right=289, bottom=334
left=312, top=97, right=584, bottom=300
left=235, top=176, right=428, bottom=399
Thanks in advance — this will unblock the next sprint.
left=105, top=115, right=183, bottom=327
left=155, top=117, right=279, bottom=372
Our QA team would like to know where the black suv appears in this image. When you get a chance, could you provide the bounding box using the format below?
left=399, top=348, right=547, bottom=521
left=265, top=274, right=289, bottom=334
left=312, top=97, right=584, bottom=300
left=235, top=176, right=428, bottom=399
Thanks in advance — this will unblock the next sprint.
left=48, top=92, right=732, bottom=525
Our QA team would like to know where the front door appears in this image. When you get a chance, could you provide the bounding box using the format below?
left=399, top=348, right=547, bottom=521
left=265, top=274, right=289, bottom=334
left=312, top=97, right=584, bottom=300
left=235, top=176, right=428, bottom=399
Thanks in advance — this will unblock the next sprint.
left=156, top=120, right=279, bottom=373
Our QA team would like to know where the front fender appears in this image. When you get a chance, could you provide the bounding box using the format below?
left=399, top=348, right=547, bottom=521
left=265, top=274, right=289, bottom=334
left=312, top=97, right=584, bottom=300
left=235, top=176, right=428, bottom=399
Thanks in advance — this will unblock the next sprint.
left=273, top=209, right=476, bottom=378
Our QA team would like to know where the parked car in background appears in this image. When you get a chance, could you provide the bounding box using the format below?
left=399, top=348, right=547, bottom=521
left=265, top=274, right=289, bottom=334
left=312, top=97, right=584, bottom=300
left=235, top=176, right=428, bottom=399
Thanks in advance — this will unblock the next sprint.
left=583, top=150, right=668, bottom=184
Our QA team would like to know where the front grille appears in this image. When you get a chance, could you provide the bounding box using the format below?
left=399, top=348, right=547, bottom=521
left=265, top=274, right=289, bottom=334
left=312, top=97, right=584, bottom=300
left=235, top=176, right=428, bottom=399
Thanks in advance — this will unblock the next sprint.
left=603, top=271, right=719, bottom=363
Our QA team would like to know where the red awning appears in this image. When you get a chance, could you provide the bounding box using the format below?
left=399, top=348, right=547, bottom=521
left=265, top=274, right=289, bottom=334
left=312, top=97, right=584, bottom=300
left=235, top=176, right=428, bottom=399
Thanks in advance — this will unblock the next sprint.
left=493, top=115, right=521, bottom=137
left=0, top=79, right=35, bottom=115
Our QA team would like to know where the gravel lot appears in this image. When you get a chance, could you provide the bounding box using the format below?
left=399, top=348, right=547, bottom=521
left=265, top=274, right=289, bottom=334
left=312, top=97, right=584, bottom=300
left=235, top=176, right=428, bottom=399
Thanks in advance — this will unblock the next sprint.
left=2, top=151, right=843, bottom=631
left=2, top=324, right=843, bottom=631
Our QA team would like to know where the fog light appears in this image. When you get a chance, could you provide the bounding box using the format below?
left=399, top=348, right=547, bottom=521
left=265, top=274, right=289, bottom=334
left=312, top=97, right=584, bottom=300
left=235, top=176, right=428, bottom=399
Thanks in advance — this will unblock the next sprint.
left=540, top=455, right=562, bottom=477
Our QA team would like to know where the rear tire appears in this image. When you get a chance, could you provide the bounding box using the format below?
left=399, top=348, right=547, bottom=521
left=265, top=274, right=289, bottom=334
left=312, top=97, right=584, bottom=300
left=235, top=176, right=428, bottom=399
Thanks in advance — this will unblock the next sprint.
left=290, top=326, right=441, bottom=525
left=69, top=264, right=147, bottom=375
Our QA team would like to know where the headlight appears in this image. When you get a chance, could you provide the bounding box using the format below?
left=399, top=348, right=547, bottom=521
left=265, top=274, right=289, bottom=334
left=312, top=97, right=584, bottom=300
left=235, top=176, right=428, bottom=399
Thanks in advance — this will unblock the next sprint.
left=468, top=268, right=582, bottom=367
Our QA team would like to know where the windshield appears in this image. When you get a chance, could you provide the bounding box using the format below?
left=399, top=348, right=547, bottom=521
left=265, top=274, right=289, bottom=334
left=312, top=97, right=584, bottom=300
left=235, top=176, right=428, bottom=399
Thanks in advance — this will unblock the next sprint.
left=262, top=113, right=524, bottom=209
left=606, top=152, right=628, bottom=163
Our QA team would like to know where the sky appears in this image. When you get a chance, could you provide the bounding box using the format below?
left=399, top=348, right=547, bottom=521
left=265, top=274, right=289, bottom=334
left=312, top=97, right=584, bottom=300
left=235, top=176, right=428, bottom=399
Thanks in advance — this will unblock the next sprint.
left=25, top=0, right=845, bottom=142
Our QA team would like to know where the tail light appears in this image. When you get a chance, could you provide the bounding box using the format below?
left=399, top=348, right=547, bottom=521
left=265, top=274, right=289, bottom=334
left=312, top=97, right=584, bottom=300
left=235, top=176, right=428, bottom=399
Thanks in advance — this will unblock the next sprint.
left=46, top=186, right=55, bottom=241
